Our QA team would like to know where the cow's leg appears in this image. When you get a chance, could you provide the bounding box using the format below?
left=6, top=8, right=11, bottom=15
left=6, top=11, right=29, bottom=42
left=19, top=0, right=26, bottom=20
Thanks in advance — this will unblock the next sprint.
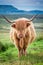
left=12, top=33, right=22, bottom=57
left=13, top=36, right=21, bottom=57
left=23, top=46, right=27, bottom=56
left=16, top=43, right=23, bottom=57
left=18, top=38, right=24, bottom=57
left=18, top=48, right=22, bottom=57
left=23, top=41, right=28, bottom=56
left=18, top=45, right=24, bottom=57
left=23, top=32, right=31, bottom=56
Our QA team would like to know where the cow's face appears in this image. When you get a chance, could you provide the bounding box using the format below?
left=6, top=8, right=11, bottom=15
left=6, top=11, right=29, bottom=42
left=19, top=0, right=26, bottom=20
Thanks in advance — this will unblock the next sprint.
left=11, top=19, right=31, bottom=39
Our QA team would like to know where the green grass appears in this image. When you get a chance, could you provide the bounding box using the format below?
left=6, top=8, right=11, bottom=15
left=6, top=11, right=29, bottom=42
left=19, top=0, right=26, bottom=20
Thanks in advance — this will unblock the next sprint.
left=0, top=32, right=43, bottom=65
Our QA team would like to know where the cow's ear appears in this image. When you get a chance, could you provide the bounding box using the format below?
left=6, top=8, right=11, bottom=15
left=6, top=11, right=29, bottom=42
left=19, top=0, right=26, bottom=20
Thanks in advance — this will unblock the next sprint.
left=27, top=22, right=31, bottom=27
left=11, top=23, right=16, bottom=28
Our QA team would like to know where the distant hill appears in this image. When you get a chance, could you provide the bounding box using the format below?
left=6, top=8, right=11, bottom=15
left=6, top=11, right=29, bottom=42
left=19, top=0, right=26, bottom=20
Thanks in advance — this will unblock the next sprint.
left=0, top=5, right=18, bottom=14
left=0, top=5, right=43, bottom=14
left=0, top=5, right=26, bottom=14
left=28, top=10, right=43, bottom=14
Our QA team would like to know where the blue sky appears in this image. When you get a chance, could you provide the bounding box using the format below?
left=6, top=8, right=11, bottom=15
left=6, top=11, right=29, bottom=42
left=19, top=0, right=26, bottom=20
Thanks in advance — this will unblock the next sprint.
left=0, top=0, right=43, bottom=11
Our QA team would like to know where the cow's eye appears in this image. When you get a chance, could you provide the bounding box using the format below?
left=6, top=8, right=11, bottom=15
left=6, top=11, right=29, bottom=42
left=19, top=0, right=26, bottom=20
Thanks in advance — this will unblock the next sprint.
left=11, top=23, right=16, bottom=28
left=27, top=22, right=30, bottom=27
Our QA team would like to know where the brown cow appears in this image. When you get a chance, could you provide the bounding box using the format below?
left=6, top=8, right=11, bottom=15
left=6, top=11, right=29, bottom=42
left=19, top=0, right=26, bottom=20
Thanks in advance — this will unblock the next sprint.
left=3, top=15, right=36, bottom=57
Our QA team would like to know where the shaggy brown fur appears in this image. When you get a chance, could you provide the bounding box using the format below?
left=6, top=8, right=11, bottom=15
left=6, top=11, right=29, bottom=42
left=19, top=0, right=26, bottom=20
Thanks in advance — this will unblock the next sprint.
left=10, top=18, right=36, bottom=57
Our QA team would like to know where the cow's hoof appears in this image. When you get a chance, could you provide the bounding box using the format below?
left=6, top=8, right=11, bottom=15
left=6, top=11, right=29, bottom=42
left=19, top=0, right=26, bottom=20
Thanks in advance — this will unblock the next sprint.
left=18, top=52, right=22, bottom=57
left=23, top=50, right=27, bottom=56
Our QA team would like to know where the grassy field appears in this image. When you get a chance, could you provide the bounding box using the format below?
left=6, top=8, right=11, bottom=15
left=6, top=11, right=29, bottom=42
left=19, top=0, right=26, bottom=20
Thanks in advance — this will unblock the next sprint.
left=0, top=32, right=43, bottom=65
left=0, top=15, right=43, bottom=65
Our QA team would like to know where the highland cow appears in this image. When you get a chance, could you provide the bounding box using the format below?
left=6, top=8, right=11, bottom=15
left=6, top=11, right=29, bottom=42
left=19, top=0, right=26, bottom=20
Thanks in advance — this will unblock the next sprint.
left=3, top=15, right=36, bottom=57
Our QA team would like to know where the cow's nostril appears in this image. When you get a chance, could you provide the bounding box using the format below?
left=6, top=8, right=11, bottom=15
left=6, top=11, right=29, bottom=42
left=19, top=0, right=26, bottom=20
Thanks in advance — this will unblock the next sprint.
left=19, top=34, right=23, bottom=38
